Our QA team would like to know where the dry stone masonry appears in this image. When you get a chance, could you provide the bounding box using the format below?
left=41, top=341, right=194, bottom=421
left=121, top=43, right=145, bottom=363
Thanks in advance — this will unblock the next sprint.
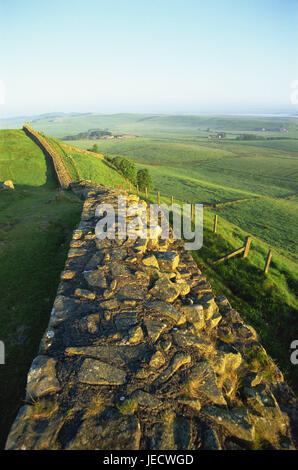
left=6, top=181, right=298, bottom=450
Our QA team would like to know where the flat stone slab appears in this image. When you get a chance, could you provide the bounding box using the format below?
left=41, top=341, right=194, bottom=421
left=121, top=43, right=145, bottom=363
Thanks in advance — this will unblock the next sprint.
left=99, top=298, right=119, bottom=310
left=147, top=300, right=186, bottom=325
left=130, top=390, right=162, bottom=408
left=117, top=283, right=147, bottom=301
left=68, top=248, right=87, bottom=258
left=66, top=344, right=148, bottom=368
left=114, top=312, right=138, bottom=331
left=74, top=288, right=96, bottom=300
left=78, top=358, right=126, bottom=385
left=201, top=406, right=255, bottom=444
left=173, top=331, right=213, bottom=352
left=110, top=262, right=131, bottom=277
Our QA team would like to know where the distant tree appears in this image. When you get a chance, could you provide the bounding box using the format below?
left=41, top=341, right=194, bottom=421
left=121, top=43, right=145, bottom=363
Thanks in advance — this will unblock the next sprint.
left=112, top=156, right=136, bottom=183
left=111, top=156, right=123, bottom=169
left=137, top=169, right=152, bottom=192
left=119, top=158, right=136, bottom=182
left=62, top=129, right=112, bottom=141
left=87, top=144, right=99, bottom=153
left=90, top=144, right=99, bottom=153
left=236, top=134, right=264, bottom=141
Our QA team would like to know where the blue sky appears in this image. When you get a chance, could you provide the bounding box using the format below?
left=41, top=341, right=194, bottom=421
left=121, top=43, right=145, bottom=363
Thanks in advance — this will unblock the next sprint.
left=1, top=0, right=298, bottom=116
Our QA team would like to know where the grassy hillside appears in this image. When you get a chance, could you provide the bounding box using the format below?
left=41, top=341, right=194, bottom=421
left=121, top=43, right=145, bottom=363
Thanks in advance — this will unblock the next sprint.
left=0, top=188, right=82, bottom=448
left=193, top=207, right=298, bottom=391
left=0, top=129, right=57, bottom=188
left=42, top=135, right=127, bottom=188
left=214, top=197, right=298, bottom=262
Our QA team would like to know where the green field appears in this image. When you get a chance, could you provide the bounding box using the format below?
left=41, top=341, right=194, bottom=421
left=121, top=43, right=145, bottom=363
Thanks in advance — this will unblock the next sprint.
left=3, top=112, right=298, bottom=138
left=53, top=120, right=298, bottom=264
left=214, top=197, right=298, bottom=262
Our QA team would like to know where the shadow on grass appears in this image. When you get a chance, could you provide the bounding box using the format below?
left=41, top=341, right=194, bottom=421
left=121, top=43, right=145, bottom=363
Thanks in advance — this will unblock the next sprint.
left=0, top=184, right=83, bottom=448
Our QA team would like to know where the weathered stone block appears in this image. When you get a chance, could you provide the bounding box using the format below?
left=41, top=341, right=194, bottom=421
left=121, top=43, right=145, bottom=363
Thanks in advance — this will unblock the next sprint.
left=149, top=275, right=180, bottom=303
left=201, top=406, right=255, bottom=444
left=78, top=358, right=126, bottom=385
left=154, top=252, right=179, bottom=271
left=84, top=270, right=107, bottom=288
left=26, top=356, right=60, bottom=400
left=144, top=319, right=167, bottom=343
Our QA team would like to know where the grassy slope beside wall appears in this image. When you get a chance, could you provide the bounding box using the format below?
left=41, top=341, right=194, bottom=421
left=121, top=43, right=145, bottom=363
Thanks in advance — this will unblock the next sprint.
left=0, top=129, right=57, bottom=188
left=0, top=130, right=84, bottom=447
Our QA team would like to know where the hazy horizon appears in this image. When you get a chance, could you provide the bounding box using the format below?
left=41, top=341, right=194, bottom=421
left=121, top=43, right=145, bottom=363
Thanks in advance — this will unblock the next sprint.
left=1, top=0, right=298, bottom=118
left=1, top=109, right=298, bottom=122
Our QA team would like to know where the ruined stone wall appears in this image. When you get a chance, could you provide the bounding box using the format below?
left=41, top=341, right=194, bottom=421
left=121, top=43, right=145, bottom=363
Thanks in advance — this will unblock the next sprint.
left=5, top=181, right=297, bottom=450
left=23, top=125, right=72, bottom=189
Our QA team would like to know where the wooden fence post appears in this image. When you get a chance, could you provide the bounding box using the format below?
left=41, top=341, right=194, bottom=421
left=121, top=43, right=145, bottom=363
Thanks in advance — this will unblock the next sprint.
left=243, top=236, right=252, bottom=258
left=137, top=184, right=139, bottom=195
left=213, top=214, right=218, bottom=234
left=212, top=236, right=253, bottom=265
left=145, top=187, right=148, bottom=198
left=264, top=249, right=272, bottom=274
left=213, top=246, right=245, bottom=264
left=171, top=195, right=174, bottom=208
left=157, top=191, right=160, bottom=206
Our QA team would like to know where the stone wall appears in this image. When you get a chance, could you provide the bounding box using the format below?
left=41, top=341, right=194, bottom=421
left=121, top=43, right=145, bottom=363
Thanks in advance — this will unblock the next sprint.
left=23, top=125, right=72, bottom=189
left=5, top=181, right=298, bottom=450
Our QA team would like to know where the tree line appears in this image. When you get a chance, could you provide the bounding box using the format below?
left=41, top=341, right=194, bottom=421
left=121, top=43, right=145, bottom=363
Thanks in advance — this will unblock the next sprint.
left=105, top=155, right=152, bottom=191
